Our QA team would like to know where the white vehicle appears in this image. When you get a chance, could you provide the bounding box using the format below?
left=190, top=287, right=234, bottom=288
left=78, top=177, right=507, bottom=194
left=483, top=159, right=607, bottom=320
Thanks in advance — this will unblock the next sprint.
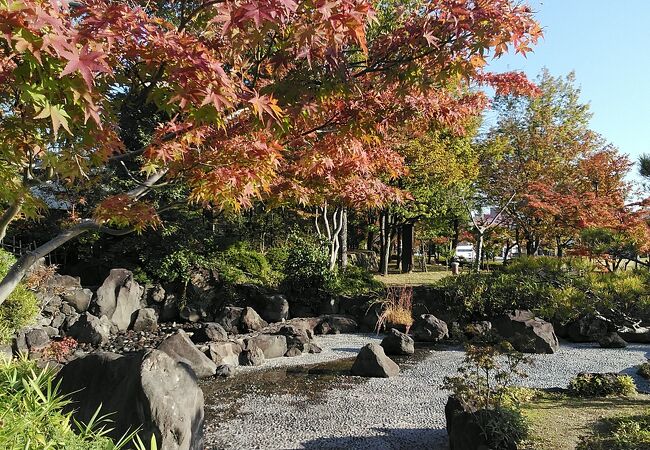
left=455, top=242, right=476, bottom=261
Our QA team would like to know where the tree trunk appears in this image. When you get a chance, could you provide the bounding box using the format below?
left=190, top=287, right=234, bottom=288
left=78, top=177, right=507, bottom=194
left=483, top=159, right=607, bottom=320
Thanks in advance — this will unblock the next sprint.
left=340, top=208, right=348, bottom=270
left=395, top=225, right=402, bottom=271
left=474, top=233, right=484, bottom=272
left=378, top=210, right=392, bottom=275
left=0, top=196, right=25, bottom=243
left=401, top=222, right=414, bottom=273
left=451, top=218, right=460, bottom=252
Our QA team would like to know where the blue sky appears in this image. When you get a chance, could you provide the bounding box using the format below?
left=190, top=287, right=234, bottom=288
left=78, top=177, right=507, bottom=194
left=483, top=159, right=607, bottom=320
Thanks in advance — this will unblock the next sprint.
left=483, top=0, right=650, bottom=168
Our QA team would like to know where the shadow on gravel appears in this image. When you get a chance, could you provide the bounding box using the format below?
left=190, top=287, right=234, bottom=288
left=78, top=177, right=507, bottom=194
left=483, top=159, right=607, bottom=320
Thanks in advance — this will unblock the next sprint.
left=301, top=427, right=448, bottom=450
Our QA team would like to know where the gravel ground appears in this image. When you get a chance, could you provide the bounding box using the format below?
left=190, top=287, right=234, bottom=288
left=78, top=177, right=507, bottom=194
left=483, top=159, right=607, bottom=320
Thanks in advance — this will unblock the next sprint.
left=203, top=334, right=650, bottom=450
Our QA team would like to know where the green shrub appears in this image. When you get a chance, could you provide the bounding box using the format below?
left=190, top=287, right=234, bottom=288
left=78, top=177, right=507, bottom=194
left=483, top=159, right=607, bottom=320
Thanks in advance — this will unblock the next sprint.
left=577, top=410, right=650, bottom=450
left=638, top=361, right=650, bottom=379
left=0, top=249, right=39, bottom=343
left=327, top=265, right=384, bottom=298
left=568, top=373, right=637, bottom=397
left=281, top=235, right=333, bottom=296
left=476, top=406, right=529, bottom=450
left=214, top=243, right=279, bottom=286
left=0, top=356, right=138, bottom=449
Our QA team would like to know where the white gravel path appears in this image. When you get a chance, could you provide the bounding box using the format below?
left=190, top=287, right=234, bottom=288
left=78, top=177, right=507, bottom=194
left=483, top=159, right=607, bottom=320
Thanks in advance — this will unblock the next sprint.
left=203, top=334, right=650, bottom=450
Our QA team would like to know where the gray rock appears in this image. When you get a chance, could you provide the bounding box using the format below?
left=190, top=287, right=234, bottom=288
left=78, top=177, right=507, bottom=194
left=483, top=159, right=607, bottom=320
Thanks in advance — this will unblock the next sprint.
left=62, top=288, right=93, bottom=313
left=50, top=313, right=65, bottom=330
left=492, top=310, right=559, bottom=354
left=215, top=307, right=244, bottom=334
left=160, top=292, right=180, bottom=322
left=132, top=308, right=158, bottom=333
left=48, top=274, right=82, bottom=293
left=316, top=315, right=359, bottom=334
left=148, top=284, right=166, bottom=304
left=239, top=346, right=265, bottom=366
left=618, top=327, right=650, bottom=343
left=284, top=347, right=302, bottom=357
left=445, top=396, right=490, bottom=450
left=157, top=330, right=216, bottom=379
left=245, top=334, right=287, bottom=359
left=12, top=332, right=28, bottom=356
left=180, top=305, right=204, bottom=323
left=351, top=343, right=400, bottom=378
left=260, top=295, right=289, bottom=323
left=412, top=314, right=449, bottom=342
left=191, top=323, right=228, bottom=343
left=55, top=350, right=204, bottom=449
left=381, top=328, right=415, bottom=356
left=215, top=364, right=235, bottom=378
left=1, top=342, right=12, bottom=359
left=25, top=328, right=50, bottom=350
left=43, top=326, right=59, bottom=337
left=240, top=307, right=268, bottom=332
left=67, top=313, right=111, bottom=345
left=94, top=269, right=144, bottom=331
left=599, top=332, right=627, bottom=348
left=207, top=341, right=242, bottom=366
left=567, top=314, right=612, bottom=342
left=308, top=344, right=322, bottom=354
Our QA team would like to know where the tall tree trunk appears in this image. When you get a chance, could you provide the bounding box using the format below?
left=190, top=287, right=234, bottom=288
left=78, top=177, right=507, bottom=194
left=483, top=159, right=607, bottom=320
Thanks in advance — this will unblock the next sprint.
left=340, top=208, right=348, bottom=270
left=366, top=212, right=375, bottom=251
left=378, top=210, right=393, bottom=275
left=451, top=218, right=460, bottom=252
left=401, top=222, right=414, bottom=273
left=395, top=225, right=402, bottom=271
left=474, top=232, right=484, bottom=272
left=0, top=196, right=25, bottom=242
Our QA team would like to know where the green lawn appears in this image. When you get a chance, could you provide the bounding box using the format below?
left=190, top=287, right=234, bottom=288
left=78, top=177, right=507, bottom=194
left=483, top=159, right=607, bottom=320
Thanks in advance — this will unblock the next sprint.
left=374, top=265, right=450, bottom=286
left=521, top=392, right=650, bottom=450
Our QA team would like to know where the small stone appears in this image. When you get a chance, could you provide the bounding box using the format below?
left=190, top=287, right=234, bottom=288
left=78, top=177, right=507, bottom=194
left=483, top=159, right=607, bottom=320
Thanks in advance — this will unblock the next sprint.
left=215, top=364, right=235, bottom=378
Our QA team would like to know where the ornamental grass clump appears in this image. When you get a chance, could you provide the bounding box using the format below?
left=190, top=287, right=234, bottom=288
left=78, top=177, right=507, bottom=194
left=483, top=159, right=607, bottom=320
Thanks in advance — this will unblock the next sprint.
left=373, top=286, right=414, bottom=333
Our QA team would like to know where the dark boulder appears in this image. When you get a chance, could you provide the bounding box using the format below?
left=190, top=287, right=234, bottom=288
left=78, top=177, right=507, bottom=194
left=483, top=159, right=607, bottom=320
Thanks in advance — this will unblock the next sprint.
left=215, top=307, right=244, bottom=334
left=599, top=332, right=627, bottom=348
left=25, top=328, right=50, bottom=351
left=316, top=315, right=358, bottom=334
left=56, top=350, right=204, bottom=449
left=67, top=313, right=111, bottom=345
left=618, top=326, right=650, bottom=343
left=157, top=330, right=217, bottom=379
left=190, top=323, right=228, bottom=343
left=492, top=310, right=559, bottom=354
left=285, top=347, right=302, bottom=357
left=259, top=294, right=289, bottom=323
left=215, top=364, right=235, bottom=378
left=62, top=288, right=93, bottom=313
left=381, top=328, right=415, bottom=356
left=412, top=314, right=449, bottom=342
left=445, top=397, right=496, bottom=450
left=350, top=343, right=400, bottom=378
left=566, top=314, right=613, bottom=342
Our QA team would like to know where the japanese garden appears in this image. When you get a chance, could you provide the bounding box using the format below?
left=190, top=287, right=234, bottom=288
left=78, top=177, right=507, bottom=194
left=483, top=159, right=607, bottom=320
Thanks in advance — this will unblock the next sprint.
left=1, top=0, right=650, bottom=449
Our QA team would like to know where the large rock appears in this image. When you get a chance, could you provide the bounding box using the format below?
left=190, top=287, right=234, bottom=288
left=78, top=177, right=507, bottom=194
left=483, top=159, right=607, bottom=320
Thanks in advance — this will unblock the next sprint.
left=94, top=269, right=144, bottom=331
left=245, top=334, right=287, bottom=359
left=215, top=307, right=244, bottom=334
left=157, top=330, right=216, bottom=379
left=240, top=307, right=268, bottom=332
left=618, top=326, right=650, bottom=343
left=492, top=310, right=559, bottom=354
left=62, top=288, right=93, bottom=313
left=350, top=343, right=400, bottom=378
left=55, top=350, right=203, bottom=449
left=412, top=314, right=449, bottom=342
left=207, top=341, right=242, bottom=366
left=260, top=294, right=289, bottom=323
left=277, top=324, right=312, bottom=353
left=599, top=332, right=627, bottom=348
left=67, top=313, right=111, bottom=345
left=445, top=397, right=496, bottom=450
left=566, top=314, right=612, bottom=342
left=190, top=323, right=228, bottom=343
left=132, top=308, right=158, bottom=333
left=380, top=328, right=415, bottom=356
left=25, top=328, right=50, bottom=351
left=316, top=315, right=359, bottom=335
left=239, top=346, right=265, bottom=366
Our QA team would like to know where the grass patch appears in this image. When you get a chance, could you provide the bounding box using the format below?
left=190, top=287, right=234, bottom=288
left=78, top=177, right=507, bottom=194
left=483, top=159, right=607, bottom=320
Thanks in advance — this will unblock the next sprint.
left=521, top=391, right=650, bottom=450
left=374, top=270, right=450, bottom=286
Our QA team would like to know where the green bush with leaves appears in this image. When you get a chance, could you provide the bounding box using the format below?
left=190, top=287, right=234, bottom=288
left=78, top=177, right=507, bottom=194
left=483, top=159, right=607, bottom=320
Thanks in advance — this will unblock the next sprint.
left=432, top=256, right=650, bottom=324
left=281, top=235, right=334, bottom=296
left=327, top=265, right=384, bottom=298
left=214, top=243, right=280, bottom=286
left=568, top=373, right=637, bottom=397
left=577, top=410, right=650, bottom=450
left=0, top=356, right=140, bottom=450
left=0, top=249, right=39, bottom=343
